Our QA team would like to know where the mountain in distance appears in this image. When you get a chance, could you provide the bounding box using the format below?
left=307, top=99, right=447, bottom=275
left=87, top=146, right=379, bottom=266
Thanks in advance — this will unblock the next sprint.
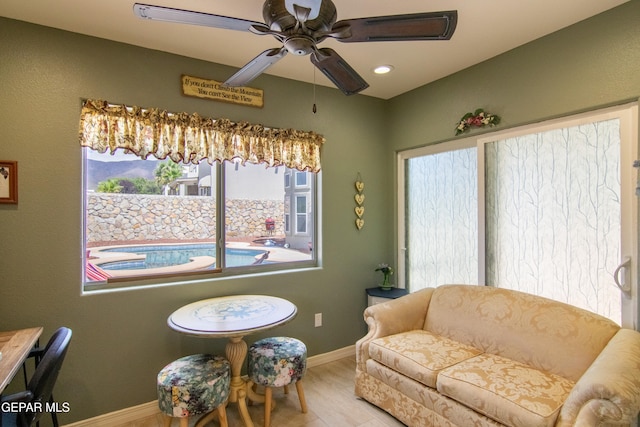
left=87, top=159, right=158, bottom=191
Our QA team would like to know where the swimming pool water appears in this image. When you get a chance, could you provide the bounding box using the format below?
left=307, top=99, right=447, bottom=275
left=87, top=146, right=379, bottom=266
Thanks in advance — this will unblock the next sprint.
left=100, top=243, right=267, bottom=270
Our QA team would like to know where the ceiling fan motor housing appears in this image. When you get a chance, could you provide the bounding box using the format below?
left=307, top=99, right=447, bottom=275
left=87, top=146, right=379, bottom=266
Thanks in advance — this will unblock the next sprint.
left=263, top=0, right=337, bottom=33
left=284, top=35, right=315, bottom=55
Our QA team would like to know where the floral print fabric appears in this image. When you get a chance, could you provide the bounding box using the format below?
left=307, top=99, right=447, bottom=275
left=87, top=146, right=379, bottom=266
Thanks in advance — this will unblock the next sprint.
left=356, top=368, right=505, bottom=427
left=157, top=354, right=230, bottom=418
left=369, top=330, right=482, bottom=388
left=424, top=285, right=619, bottom=382
left=79, top=99, right=325, bottom=172
left=248, top=337, right=307, bottom=387
left=355, top=285, right=640, bottom=426
left=556, top=328, right=640, bottom=426
left=438, top=353, right=575, bottom=427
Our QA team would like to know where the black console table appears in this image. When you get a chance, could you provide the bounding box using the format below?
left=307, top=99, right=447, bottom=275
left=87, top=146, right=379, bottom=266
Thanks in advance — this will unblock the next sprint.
left=366, top=287, right=409, bottom=306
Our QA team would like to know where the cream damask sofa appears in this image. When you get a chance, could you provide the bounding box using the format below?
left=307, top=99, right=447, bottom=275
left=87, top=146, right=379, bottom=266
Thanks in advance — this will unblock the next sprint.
left=355, top=284, right=640, bottom=427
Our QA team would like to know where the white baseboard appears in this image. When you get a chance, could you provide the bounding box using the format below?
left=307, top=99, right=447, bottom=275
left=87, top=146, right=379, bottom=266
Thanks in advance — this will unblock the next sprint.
left=63, top=401, right=160, bottom=427
left=63, top=345, right=355, bottom=427
left=307, top=344, right=354, bottom=368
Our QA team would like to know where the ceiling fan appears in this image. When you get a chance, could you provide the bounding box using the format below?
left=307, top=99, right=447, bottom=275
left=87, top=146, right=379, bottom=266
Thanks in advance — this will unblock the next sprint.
left=133, top=0, right=457, bottom=96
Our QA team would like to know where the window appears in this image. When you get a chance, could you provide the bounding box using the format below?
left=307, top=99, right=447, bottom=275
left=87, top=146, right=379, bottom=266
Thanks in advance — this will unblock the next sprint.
left=398, top=103, right=638, bottom=327
left=295, top=171, right=308, bottom=187
left=295, top=195, right=308, bottom=234
left=80, top=99, right=323, bottom=291
left=83, top=151, right=318, bottom=290
left=402, top=143, right=478, bottom=288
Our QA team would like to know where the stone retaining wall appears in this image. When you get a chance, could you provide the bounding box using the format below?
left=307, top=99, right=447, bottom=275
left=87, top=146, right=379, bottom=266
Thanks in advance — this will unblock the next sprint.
left=87, top=193, right=284, bottom=244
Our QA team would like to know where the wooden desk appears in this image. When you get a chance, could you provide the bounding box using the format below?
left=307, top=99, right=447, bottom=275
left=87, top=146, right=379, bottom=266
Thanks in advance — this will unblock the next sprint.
left=168, top=295, right=297, bottom=427
left=0, top=327, right=43, bottom=394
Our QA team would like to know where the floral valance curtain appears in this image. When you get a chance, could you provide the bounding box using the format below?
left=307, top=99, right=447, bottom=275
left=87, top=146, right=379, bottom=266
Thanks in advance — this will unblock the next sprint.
left=78, top=99, right=325, bottom=172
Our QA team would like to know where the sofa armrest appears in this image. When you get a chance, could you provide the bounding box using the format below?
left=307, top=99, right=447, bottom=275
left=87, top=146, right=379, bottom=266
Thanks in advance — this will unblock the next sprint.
left=355, top=288, right=434, bottom=371
left=557, top=328, right=640, bottom=426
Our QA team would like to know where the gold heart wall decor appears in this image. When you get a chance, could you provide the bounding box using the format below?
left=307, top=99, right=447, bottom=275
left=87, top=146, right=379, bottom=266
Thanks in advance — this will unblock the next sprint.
left=355, top=173, right=365, bottom=230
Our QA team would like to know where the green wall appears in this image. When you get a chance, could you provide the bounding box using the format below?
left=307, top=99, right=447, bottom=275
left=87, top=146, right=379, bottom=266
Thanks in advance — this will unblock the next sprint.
left=1, top=1, right=639, bottom=423
left=0, top=16, right=392, bottom=423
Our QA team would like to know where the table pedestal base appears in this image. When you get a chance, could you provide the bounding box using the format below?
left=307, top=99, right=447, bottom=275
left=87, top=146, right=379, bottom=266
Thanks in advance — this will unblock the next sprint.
left=225, top=337, right=253, bottom=427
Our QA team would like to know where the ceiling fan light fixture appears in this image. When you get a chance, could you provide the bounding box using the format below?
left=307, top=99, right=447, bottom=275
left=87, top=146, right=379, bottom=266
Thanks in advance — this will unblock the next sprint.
left=373, top=65, right=394, bottom=75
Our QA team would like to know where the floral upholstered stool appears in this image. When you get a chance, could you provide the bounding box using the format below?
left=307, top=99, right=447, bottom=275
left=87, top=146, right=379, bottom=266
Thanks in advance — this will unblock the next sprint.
left=247, top=337, right=308, bottom=427
left=157, top=354, right=230, bottom=427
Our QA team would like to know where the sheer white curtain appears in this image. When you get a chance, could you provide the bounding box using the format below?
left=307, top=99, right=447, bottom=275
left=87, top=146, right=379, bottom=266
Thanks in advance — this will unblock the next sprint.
left=485, top=119, right=621, bottom=322
left=401, top=104, right=636, bottom=326
left=404, top=147, right=478, bottom=290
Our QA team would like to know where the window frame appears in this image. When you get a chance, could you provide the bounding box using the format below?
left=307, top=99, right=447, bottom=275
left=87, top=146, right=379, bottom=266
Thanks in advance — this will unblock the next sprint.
left=82, top=155, right=321, bottom=293
left=397, top=137, right=476, bottom=290
left=397, top=102, right=638, bottom=328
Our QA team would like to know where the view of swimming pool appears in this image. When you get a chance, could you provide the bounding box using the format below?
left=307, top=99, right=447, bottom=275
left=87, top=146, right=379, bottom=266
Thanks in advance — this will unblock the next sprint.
left=98, top=243, right=268, bottom=270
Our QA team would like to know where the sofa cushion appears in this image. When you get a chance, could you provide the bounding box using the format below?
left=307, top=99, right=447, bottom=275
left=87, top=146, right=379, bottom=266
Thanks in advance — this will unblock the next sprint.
left=437, top=353, right=575, bottom=427
left=369, top=330, right=483, bottom=388
left=424, top=285, right=619, bottom=382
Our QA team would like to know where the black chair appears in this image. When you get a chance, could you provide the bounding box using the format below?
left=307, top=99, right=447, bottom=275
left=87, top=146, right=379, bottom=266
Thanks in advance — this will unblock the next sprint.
left=1, top=327, right=72, bottom=427
left=21, top=336, right=57, bottom=427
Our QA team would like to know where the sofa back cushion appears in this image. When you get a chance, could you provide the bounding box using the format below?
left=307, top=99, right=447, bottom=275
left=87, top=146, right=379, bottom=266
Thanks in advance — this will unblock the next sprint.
left=424, top=285, right=619, bottom=381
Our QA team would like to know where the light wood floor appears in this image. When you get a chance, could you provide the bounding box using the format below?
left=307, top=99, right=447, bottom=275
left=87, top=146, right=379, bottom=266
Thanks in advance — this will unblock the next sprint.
left=124, top=357, right=406, bottom=427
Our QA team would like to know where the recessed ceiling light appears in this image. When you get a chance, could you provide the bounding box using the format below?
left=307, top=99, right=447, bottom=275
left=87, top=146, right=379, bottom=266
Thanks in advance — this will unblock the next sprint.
left=373, top=65, right=394, bottom=75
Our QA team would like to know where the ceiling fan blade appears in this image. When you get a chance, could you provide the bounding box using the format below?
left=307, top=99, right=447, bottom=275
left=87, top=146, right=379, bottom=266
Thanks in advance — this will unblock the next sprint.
left=331, top=11, right=457, bottom=42
left=310, top=48, right=369, bottom=96
left=224, top=47, right=288, bottom=87
left=133, top=3, right=266, bottom=32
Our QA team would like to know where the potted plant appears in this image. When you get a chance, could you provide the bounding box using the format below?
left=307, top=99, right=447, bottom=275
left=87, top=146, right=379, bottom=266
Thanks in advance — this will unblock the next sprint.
left=375, top=263, right=394, bottom=291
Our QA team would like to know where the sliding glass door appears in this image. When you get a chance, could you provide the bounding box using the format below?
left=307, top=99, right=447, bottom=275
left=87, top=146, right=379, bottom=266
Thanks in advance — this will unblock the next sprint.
left=400, top=141, right=478, bottom=289
left=398, top=103, right=638, bottom=327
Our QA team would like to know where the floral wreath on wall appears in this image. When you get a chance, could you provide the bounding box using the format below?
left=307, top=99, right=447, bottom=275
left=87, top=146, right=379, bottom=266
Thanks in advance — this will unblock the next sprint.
left=455, top=108, right=501, bottom=135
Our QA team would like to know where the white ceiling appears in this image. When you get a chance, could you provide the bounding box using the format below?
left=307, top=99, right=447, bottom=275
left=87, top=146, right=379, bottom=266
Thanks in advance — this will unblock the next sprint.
left=0, top=0, right=629, bottom=99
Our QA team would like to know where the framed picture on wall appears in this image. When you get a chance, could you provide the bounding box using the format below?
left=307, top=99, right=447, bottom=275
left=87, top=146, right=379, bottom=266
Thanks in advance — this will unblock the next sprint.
left=0, top=160, right=18, bottom=204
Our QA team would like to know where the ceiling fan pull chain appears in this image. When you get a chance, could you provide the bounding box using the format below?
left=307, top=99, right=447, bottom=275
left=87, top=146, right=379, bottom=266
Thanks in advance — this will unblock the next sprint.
left=312, top=66, right=317, bottom=114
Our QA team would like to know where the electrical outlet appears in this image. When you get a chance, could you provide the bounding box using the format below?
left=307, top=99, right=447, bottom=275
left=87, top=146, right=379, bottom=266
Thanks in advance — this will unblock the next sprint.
left=314, top=312, right=322, bottom=327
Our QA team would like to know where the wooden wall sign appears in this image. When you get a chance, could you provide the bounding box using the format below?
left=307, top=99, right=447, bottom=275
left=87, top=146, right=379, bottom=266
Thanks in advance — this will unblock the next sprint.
left=181, top=75, right=264, bottom=108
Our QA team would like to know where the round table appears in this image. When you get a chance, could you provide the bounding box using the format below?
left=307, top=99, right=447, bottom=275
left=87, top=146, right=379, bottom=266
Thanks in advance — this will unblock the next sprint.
left=168, top=295, right=297, bottom=427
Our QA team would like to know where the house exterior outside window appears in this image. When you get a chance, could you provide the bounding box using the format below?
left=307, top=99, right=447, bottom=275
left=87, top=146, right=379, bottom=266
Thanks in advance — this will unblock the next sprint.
left=284, top=169, right=314, bottom=251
